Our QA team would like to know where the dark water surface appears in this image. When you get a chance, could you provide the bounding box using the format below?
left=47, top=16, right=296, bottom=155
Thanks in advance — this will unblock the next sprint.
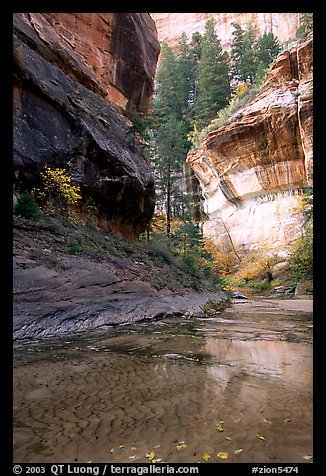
left=13, top=298, right=313, bottom=463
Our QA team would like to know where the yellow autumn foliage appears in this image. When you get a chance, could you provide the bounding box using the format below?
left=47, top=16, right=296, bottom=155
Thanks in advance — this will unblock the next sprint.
left=33, top=165, right=82, bottom=215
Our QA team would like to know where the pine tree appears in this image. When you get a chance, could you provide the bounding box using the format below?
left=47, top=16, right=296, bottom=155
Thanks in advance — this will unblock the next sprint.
left=189, top=31, right=202, bottom=109
left=242, top=19, right=258, bottom=84
left=154, top=44, right=182, bottom=120
left=152, top=43, right=192, bottom=234
left=195, top=19, right=231, bottom=127
left=296, top=13, right=313, bottom=37
left=231, top=20, right=263, bottom=84
left=256, top=31, right=280, bottom=70
left=153, top=117, right=189, bottom=234
left=230, top=22, right=246, bottom=82
left=177, top=32, right=196, bottom=114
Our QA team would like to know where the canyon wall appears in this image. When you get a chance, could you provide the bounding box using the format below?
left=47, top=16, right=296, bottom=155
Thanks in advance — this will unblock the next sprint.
left=150, top=13, right=299, bottom=52
left=13, top=13, right=160, bottom=238
left=187, top=34, right=313, bottom=257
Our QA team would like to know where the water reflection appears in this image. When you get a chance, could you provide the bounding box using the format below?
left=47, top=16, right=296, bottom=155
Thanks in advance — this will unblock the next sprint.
left=204, top=338, right=312, bottom=386
left=13, top=301, right=313, bottom=464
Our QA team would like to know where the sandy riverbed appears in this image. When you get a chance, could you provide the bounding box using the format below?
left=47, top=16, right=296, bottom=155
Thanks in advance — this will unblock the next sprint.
left=13, top=298, right=313, bottom=464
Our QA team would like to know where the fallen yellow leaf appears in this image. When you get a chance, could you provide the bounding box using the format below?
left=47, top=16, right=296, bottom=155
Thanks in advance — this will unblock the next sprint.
left=118, top=445, right=125, bottom=449
left=225, top=436, right=232, bottom=441
left=263, top=418, right=272, bottom=424
left=284, top=418, right=291, bottom=423
left=215, top=423, right=224, bottom=432
left=217, top=451, right=228, bottom=459
left=153, top=444, right=161, bottom=449
left=257, top=433, right=266, bottom=441
left=131, top=447, right=137, bottom=451
left=176, top=443, right=187, bottom=450
left=146, top=451, right=155, bottom=460
left=202, top=453, right=211, bottom=461
left=234, top=449, right=243, bottom=454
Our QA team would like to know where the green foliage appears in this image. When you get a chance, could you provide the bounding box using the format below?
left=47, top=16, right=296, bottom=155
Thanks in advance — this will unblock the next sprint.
left=289, top=222, right=313, bottom=280
left=256, top=32, right=280, bottom=71
left=142, top=216, right=220, bottom=289
left=230, top=21, right=257, bottom=84
left=195, top=19, right=231, bottom=126
left=255, top=61, right=268, bottom=86
left=301, top=182, right=313, bottom=220
left=289, top=179, right=313, bottom=281
left=221, top=275, right=247, bottom=290
left=155, top=44, right=183, bottom=120
left=127, top=107, right=151, bottom=142
left=247, top=281, right=271, bottom=291
left=231, top=21, right=280, bottom=85
left=145, top=239, right=174, bottom=265
left=177, top=32, right=197, bottom=114
left=230, top=22, right=246, bottom=81
left=181, top=253, right=198, bottom=275
left=152, top=42, right=196, bottom=233
left=242, top=19, right=258, bottom=84
left=188, top=22, right=280, bottom=147
left=33, top=165, right=82, bottom=216
left=14, top=191, right=41, bottom=220
left=151, top=16, right=285, bottom=242
left=296, top=13, right=313, bottom=38
left=68, top=239, right=83, bottom=254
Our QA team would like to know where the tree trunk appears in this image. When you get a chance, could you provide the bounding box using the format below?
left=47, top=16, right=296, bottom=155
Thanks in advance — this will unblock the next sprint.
left=166, top=163, right=171, bottom=235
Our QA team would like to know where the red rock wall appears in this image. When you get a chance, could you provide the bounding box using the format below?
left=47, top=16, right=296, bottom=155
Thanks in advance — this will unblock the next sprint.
left=13, top=13, right=160, bottom=238
left=151, top=13, right=299, bottom=52
left=27, top=13, right=159, bottom=115
left=187, top=34, right=313, bottom=255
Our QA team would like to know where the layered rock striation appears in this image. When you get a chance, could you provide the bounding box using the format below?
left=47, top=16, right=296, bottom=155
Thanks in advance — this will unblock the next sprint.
left=187, top=34, right=313, bottom=256
left=13, top=13, right=160, bottom=238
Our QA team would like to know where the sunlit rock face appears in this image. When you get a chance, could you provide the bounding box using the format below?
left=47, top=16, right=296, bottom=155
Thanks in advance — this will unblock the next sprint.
left=13, top=13, right=160, bottom=238
left=187, top=34, right=313, bottom=255
left=150, top=13, right=299, bottom=52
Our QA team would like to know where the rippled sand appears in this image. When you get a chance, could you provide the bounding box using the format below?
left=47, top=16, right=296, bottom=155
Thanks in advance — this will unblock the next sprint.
left=13, top=299, right=313, bottom=463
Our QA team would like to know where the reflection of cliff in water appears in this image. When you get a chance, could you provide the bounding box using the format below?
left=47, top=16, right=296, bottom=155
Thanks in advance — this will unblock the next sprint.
left=205, top=338, right=312, bottom=386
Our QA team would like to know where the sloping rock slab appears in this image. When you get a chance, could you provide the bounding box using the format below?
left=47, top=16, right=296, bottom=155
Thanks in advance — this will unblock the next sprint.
left=13, top=257, right=227, bottom=340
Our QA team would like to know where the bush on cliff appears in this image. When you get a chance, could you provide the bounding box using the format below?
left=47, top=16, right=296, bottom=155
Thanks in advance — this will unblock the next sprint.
left=289, top=222, right=313, bottom=281
left=14, top=192, right=41, bottom=220
left=33, top=165, right=82, bottom=217
left=289, top=182, right=313, bottom=283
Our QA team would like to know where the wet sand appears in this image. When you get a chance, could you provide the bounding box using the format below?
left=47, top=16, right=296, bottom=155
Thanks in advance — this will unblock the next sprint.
left=13, top=298, right=313, bottom=464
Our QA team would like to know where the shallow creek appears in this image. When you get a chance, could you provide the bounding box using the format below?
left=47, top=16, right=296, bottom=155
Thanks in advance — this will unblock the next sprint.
left=13, top=298, right=313, bottom=464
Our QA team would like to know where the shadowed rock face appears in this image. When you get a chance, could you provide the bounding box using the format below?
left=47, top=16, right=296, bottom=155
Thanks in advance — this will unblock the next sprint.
left=13, top=13, right=160, bottom=238
left=187, top=34, right=313, bottom=255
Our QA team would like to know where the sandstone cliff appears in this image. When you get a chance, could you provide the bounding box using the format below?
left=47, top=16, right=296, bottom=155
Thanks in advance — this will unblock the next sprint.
left=13, top=13, right=160, bottom=238
left=187, top=34, right=313, bottom=257
left=151, top=13, right=299, bottom=52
